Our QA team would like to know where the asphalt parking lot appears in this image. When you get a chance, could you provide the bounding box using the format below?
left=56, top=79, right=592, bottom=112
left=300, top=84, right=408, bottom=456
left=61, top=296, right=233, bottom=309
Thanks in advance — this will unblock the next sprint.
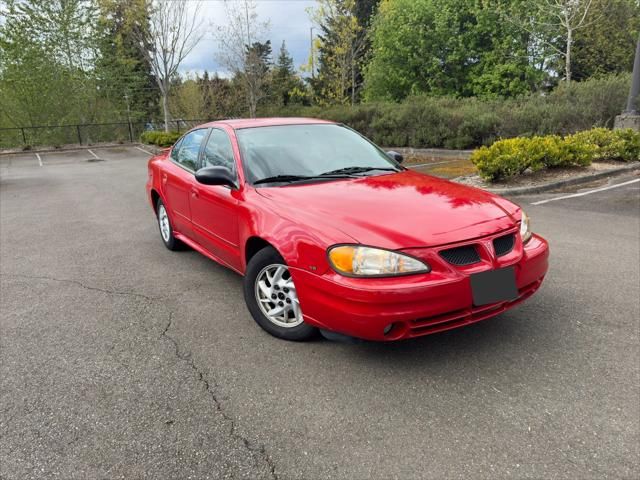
left=1, top=146, right=639, bottom=479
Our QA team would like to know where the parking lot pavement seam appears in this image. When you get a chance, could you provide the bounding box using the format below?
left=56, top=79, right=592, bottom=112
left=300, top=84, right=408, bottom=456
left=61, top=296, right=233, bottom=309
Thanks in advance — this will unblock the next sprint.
left=0, top=273, right=161, bottom=302
left=159, top=311, right=280, bottom=480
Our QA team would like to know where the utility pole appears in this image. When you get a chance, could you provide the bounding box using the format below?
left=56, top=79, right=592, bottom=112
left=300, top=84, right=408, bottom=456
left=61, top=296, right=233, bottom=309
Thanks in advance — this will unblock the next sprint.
left=615, top=34, right=640, bottom=131
left=310, top=27, right=315, bottom=79
left=124, top=93, right=133, bottom=142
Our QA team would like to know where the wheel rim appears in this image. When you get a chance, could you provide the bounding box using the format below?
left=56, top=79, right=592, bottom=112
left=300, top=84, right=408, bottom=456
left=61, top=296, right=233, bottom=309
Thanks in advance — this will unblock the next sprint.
left=255, top=264, right=304, bottom=328
left=158, top=205, right=171, bottom=242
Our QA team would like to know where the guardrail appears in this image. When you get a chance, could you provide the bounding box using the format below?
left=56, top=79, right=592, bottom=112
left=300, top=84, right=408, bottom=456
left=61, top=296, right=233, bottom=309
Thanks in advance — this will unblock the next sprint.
left=0, top=119, right=213, bottom=149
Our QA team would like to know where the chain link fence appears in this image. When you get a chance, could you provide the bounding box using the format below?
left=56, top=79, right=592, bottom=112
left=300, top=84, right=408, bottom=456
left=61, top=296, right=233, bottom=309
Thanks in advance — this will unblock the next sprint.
left=0, top=119, right=213, bottom=149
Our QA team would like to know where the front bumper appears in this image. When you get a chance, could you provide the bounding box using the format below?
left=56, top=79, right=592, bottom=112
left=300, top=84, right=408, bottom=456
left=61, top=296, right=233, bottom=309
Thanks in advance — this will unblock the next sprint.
left=291, top=232, right=549, bottom=341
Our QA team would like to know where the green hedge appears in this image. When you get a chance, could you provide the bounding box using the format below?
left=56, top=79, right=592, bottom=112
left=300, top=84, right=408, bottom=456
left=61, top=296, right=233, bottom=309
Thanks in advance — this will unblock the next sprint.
left=260, top=74, right=630, bottom=150
left=140, top=130, right=181, bottom=147
left=471, top=128, right=640, bottom=181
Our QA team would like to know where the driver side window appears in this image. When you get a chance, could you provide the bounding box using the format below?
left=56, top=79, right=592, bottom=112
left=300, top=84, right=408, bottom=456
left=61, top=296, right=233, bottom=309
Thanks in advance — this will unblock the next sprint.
left=202, top=128, right=236, bottom=173
left=171, top=129, right=206, bottom=171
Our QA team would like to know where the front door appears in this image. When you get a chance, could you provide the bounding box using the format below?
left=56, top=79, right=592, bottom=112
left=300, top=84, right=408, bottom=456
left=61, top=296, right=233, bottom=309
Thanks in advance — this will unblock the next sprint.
left=163, top=129, right=207, bottom=236
left=190, top=128, right=241, bottom=270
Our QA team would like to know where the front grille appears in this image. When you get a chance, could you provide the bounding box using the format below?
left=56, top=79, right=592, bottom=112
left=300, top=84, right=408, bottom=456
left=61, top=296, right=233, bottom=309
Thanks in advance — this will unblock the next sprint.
left=493, top=233, right=515, bottom=257
left=439, top=245, right=480, bottom=266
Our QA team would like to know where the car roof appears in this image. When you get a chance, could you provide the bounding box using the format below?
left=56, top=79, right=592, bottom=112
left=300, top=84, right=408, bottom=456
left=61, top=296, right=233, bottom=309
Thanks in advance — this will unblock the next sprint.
left=199, top=117, right=337, bottom=130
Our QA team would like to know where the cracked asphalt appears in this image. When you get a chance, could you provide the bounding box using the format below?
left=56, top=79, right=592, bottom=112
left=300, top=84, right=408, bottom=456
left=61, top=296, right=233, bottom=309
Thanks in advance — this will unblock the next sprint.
left=1, top=147, right=639, bottom=479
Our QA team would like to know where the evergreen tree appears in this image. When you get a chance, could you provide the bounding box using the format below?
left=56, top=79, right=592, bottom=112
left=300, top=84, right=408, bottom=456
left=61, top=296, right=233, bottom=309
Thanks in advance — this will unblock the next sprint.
left=273, top=41, right=305, bottom=106
left=242, top=40, right=273, bottom=115
left=96, top=0, right=157, bottom=121
left=311, top=0, right=369, bottom=105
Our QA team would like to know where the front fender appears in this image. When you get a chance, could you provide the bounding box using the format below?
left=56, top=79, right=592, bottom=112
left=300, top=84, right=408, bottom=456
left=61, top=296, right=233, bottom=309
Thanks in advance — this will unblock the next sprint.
left=239, top=189, right=358, bottom=275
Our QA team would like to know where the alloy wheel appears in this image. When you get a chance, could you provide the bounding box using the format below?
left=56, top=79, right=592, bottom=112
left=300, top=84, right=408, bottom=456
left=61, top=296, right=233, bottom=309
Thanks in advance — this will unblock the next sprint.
left=254, top=264, right=303, bottom=328
left=158, top=204, right=171, bottom=243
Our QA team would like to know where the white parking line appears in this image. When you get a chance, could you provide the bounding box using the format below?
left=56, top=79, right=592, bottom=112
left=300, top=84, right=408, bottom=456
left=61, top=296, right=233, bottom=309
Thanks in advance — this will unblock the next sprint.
left=135, top=146, right=155, bottom=156
left=87, top=149, right=99, bottom=160
left=531, top=178, right=640, bottom=205
left=36, top=153, right=43, bottom=167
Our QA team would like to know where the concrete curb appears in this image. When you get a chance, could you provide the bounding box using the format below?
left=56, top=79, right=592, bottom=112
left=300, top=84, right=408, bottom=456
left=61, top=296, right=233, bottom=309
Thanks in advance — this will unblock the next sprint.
left=388, top=147, right=473, bottom=159
left=458, top=162, right=640, bottom=195
left=137, top=144, right=166, bottom=155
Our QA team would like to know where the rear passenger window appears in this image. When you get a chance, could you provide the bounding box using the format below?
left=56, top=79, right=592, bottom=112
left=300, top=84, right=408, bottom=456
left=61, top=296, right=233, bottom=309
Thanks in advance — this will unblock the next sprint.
left=202, top=129, right=236, bottom=173
left=171, top=129, right=206, bottom=171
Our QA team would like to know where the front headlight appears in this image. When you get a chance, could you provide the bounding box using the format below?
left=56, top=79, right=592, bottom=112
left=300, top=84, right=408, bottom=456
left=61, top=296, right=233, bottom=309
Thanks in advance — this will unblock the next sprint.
left=520, top=210, right=532, bottom=244
left=328, top=245, right=430, bottom=277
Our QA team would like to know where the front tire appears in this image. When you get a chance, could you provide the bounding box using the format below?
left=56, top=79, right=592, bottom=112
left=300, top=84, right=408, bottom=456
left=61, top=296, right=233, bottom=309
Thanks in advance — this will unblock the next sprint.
left=243, top=247, right=316, bottom=341
left=156, top=198, right=183, bottom=251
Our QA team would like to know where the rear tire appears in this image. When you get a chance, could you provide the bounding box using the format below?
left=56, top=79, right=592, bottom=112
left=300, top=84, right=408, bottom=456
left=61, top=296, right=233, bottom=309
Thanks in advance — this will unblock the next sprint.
left=156, top=198, right=184, bottom=251
left=243, top=246, right=316, bottom=341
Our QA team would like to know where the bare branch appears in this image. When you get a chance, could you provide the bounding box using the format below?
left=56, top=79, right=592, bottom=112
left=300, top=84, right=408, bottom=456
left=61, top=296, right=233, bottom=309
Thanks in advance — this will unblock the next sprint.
left=214, top=0, right=270, bottom=117
left=504, top=0, right=597, bottom=82
left=137, top=0, right=204, bottom=130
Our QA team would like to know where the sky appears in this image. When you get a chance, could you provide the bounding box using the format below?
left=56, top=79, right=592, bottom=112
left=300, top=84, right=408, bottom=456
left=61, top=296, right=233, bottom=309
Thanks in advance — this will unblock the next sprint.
left=179, top=0, right=316, bottom=77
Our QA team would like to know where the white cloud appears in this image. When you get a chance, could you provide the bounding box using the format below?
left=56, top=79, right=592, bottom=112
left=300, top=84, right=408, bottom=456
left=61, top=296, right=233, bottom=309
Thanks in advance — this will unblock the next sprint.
left=179, top=0, right=316, bottom=76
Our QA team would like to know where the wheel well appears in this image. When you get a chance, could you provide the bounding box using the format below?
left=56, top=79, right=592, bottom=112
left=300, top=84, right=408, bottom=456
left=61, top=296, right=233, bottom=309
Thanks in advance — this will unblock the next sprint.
left=150, top=189, right=160, bottom=213
left=245, top=237, right=273, bottom=264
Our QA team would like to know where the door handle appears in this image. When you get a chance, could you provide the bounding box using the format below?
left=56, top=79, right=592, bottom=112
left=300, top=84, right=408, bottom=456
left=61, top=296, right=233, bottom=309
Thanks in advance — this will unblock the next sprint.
left=161, top=174, right=167, bottom=184
left=191, top=188, right=199, bottom=198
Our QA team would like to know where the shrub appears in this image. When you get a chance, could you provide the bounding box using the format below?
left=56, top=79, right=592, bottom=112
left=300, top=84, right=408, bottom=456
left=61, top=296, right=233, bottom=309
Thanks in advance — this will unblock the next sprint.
left=556, top=135, right=594, bottom=167
left=612, top=129, right=640, bottom=162
left=471, top=127, right=639, bottom=182
left=260, top=73, right=631, bottom=150
left=140, top=130, right=181, bottom=147
left=569, top=128, right=640, bottom=162
left=471, top=138, right=539, bottom=181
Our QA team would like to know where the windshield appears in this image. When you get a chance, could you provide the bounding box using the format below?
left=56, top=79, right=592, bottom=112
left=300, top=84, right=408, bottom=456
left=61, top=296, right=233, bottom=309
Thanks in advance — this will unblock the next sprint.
left=235, top=124, right=402, bottom=185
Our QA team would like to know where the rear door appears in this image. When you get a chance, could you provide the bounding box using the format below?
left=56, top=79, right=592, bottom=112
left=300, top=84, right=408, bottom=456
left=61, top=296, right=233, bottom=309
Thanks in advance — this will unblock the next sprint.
left=163, top=129, right=207, bottom=237
left=190, top=128, right=242, bottom=270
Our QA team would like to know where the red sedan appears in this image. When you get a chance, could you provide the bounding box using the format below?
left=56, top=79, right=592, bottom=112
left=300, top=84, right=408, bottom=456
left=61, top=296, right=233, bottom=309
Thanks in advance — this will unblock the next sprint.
left=146, top=118, right=549, bottom=341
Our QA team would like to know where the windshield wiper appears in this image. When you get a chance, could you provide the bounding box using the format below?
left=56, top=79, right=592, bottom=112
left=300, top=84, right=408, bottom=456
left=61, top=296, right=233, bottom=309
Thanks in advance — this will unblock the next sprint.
left=319, top=166, right=400, bottom=176
left=253, top=174, right=352, bottom=185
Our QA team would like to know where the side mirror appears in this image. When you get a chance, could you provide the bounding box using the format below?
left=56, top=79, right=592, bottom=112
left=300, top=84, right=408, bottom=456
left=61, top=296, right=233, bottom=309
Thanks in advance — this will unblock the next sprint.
left=386, top=150, right=404, bottom=164
left=195, top=166, right=236, bottom=188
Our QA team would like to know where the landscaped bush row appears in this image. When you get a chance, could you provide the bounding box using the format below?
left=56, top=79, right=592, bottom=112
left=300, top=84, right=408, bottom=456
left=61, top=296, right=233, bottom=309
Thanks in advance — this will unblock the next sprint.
left=261, top=74, right=631, bottom=150
left=471, top=128, right=640, bottom=181
left=140, top=130, right=181, bottom=147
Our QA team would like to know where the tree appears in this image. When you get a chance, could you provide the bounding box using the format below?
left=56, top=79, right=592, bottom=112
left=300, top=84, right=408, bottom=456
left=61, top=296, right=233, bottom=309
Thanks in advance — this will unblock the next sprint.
left=200, top=73, right=247, bottom=118
left=309, top=0, right=368, bottom=105
left=215, top=0, right=270, bottom=117
left=245, top=40, right=273, bottom=114
left=139, top=0, right=204, bottom=131
left=0, top=0, right=101, bottom=129
left=96, top=0, right=157, bottom=121
left=363, top=0, right=541, bottom=101
left=273, top=41, right=306, bottom=106
left=508, top=0, right=598, bottom=83
left=571, top=0, right=640, bottom=80
left=169, top=73, right=208, bottom=120
left=352, top=0, right=380, bottom=98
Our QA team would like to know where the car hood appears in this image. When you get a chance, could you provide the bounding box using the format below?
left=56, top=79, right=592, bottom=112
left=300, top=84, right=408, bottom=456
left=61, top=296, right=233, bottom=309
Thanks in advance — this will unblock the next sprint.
left=255, top=170, right=519, bottom=250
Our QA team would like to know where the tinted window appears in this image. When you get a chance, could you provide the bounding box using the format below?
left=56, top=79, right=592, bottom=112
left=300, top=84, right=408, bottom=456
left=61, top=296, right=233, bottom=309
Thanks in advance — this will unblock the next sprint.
left=235, top=124, right=398, bottom=184
left=202, top=129, right=236, bottom=172
left=173, top=129, right=206, bottom=171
